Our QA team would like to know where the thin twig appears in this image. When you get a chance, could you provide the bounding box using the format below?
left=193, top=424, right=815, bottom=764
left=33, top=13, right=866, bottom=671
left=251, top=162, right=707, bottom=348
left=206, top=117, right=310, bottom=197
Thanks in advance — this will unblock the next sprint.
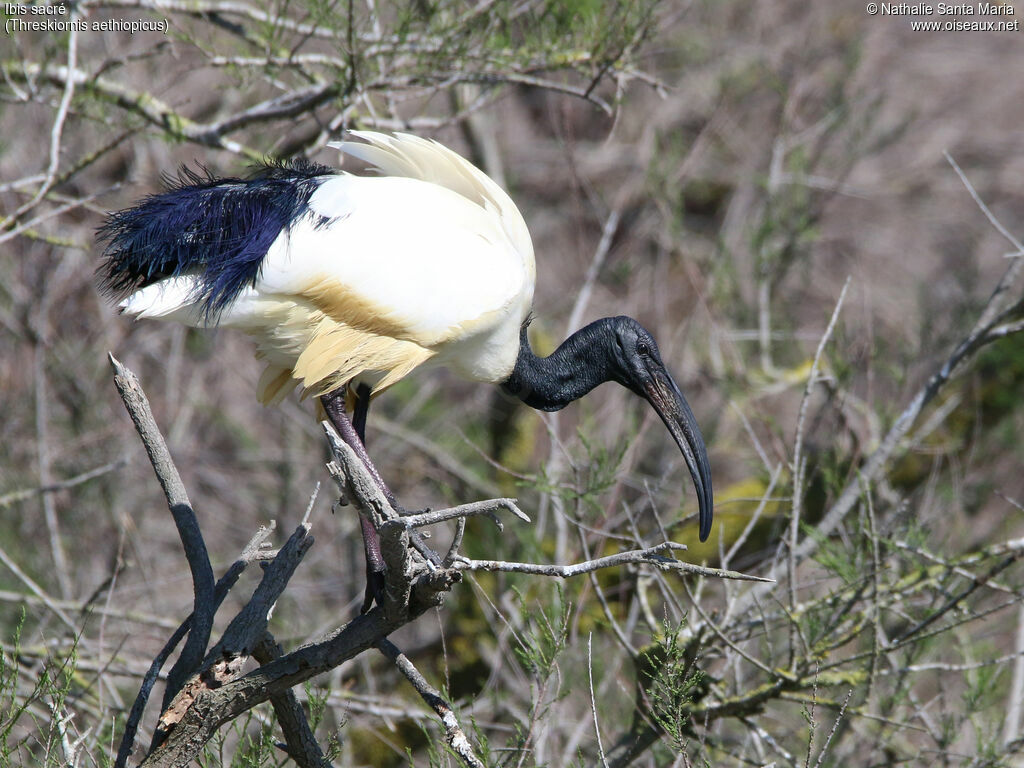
left=0, top=545, right=78, bottom=631
left=0, top=589, right=176, bottom=629
left=811, top=690, right=852, bottom=768
left=34, top=320, right=71, bottom=600
left=945, top=152, right=1024, bottom=257
left=442, top=517, right=467, bottom=568
left=0, top=187, right=111, bottom=247
left=453, top=544, right=772, bottom=582
left=588, top=633, right=610, bottom=768
left=400, top=498, right=530, bottom=528
left=378, top=638, right=485, bottom=768
left=7, top=20, right=78, bottom=221
left=789, top=277, right=850, bottom=608
left=1005, top=604, right=1024, bottom=747
left=723, top=463, right=783, bottom=570
left=0, top=459, right=126, bottom=509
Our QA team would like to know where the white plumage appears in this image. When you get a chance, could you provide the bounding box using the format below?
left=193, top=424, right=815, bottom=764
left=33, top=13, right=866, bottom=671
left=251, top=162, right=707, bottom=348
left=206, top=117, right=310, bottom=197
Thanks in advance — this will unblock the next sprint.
left=120, top=132, right=536, bottom=403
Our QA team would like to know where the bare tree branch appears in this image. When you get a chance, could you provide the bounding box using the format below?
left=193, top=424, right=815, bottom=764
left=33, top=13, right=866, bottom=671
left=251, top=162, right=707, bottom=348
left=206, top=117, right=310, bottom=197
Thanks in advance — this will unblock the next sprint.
left=108, top=356, right=217, bottom=715
left=253, top=634, right=332, bottom=768
left=401, top=498, right=530, bottom=528
left=150, top=523, right=314, bottom=750
left=114, top=525, right=277, bottom=768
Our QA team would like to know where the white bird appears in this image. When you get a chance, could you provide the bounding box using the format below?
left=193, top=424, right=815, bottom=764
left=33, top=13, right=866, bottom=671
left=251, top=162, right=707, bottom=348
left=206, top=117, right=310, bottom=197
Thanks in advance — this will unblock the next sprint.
left=99, top=132, right=713, bottom=607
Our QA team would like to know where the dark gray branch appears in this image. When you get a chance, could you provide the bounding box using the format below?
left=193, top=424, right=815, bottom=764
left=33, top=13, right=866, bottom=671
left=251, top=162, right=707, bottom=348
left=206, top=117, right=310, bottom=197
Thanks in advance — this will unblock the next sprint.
left=151, top=524, right=314, bottom=750
left=109, top=354, right=217, bottom=712
left=136, top=419, right=458, bottom=767
left=138, top=570, right=459, bottom=767
left=115, top=525, right=276, bottom=768
left=253, top=634, right=332, bottom=768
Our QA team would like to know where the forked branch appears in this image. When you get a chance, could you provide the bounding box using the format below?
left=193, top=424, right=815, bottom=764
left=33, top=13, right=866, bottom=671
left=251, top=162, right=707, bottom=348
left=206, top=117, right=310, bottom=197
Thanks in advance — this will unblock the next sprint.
left=111, top=361, right=750, bottom=767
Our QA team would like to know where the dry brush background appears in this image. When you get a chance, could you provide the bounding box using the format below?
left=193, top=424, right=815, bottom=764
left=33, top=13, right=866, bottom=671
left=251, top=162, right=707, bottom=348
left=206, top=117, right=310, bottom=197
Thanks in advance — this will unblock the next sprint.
left=2, top=0, right=1024, bottom=765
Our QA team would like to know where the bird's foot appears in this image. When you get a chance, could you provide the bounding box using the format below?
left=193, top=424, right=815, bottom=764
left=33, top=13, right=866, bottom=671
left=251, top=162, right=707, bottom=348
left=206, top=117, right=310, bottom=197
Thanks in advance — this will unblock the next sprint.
left=358, top=506, right=443, bottom=613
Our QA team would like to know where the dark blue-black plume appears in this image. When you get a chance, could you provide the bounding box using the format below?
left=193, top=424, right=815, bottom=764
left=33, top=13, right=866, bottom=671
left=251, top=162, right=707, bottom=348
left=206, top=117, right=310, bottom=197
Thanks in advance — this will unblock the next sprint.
left=98, top=158, right=335, bottom=317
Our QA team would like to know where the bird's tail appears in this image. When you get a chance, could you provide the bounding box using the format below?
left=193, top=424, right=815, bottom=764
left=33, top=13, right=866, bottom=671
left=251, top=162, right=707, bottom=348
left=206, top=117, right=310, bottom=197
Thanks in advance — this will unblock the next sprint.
left=97, top=160, right=335, bottom=320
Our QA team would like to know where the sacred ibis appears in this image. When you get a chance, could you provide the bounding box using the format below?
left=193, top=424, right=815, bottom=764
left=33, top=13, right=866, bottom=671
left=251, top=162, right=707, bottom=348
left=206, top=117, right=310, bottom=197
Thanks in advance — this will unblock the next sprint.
left=99, top=132, right=714, bottom=604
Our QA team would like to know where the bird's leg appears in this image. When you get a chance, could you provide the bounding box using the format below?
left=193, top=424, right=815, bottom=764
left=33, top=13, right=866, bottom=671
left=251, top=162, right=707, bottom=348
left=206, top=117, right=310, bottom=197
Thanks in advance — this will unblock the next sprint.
left=351, top=382, right=370, bottom=445
left=348, top=384, right=444, bottom=568
left=323, top=386, right=400, bottom=509
left=322, top=385, right=442, bottom=613
left=322, top=386, right=387, bottom=613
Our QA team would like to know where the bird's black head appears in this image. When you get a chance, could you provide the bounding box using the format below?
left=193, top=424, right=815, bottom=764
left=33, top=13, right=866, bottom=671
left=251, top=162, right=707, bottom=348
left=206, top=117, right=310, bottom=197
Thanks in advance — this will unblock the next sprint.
left=505, top=315, right=714, bottom=541
left=603, top=316, right=666, bottom=392
left=605, top=316, right=714, bottom=542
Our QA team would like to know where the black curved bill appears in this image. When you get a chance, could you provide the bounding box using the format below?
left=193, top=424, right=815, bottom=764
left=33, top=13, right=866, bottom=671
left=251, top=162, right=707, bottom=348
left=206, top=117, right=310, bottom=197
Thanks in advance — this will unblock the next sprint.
left=641, top=367, right=714, bottom=542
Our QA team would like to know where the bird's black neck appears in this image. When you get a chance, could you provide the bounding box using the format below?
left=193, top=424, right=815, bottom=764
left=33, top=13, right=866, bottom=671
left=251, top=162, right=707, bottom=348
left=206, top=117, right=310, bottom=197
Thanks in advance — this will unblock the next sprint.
left=502, top=320, right=618, bottom=412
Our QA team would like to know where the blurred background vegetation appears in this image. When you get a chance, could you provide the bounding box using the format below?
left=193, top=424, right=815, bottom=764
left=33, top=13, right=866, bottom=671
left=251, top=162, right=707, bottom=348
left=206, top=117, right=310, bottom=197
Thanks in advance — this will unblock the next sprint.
left=2, top=0, right=1024, bottom=765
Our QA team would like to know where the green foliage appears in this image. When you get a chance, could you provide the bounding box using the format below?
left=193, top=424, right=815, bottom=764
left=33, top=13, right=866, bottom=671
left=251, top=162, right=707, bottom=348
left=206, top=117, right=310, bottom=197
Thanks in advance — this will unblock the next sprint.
left=467, top=717, right=495, bottom=768
left=0, top=609, right=29, bottom=757
left=530, top=425, right=630, bottom=514
left=639, top=620, right=706, bottom=754
left=962, top=660, right=1002, bottom=718
left=808, top=520, right=863, bottom=585
left=973, top=336, right=1024, bottom=429
left=512, top=586, right=571, bottom=680
left=0, top=610, right=85, bottom=766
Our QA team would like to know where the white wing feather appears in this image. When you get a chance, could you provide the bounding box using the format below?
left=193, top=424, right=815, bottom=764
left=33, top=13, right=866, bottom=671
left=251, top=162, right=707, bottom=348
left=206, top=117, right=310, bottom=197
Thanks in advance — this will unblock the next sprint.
left=330, top=132, right=534, bottom=274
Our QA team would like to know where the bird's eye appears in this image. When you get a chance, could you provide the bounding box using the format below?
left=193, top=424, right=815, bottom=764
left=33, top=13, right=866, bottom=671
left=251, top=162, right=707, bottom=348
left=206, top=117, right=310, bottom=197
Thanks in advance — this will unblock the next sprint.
left=637, top=341, right=650, bottom=356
